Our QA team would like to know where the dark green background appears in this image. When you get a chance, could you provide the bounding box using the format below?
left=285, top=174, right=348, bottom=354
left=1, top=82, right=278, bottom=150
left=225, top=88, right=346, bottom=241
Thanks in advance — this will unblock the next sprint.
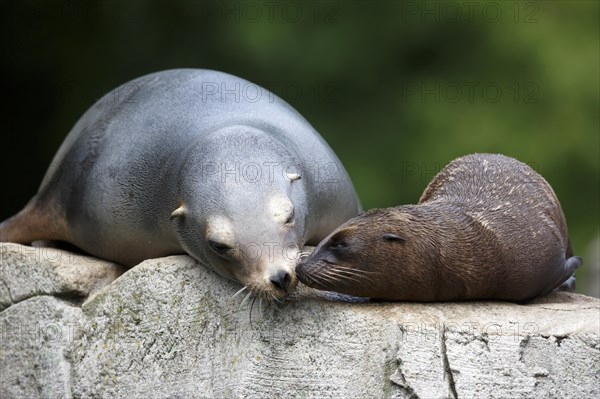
left=2, top=1, right=598, bottom=295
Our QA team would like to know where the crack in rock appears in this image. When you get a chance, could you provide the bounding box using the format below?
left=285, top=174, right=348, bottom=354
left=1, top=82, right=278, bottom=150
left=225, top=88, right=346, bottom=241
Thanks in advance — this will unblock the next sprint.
left=0, top=277, right=15, bottom=303
left=390, top=359, right=420, bottom=399
left=0, top=291, right=86, bottom=316
left=440, top=325, right=458, bottom=399
left=518, top=335, right=531, bottom=361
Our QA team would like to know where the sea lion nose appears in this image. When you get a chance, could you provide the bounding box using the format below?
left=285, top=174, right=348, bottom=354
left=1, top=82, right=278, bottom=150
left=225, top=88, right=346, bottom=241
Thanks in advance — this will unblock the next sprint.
left=270, top=270, right=292, bottom=293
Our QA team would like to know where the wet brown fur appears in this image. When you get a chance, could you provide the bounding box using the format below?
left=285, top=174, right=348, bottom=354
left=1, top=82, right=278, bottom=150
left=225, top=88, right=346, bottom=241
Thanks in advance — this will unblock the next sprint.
left=297, top=153, right=581, bottom=301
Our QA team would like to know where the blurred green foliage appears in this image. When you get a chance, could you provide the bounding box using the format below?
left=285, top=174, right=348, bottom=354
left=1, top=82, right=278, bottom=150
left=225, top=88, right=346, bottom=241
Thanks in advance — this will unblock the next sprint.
left=1, top=1, right=598, bottom=294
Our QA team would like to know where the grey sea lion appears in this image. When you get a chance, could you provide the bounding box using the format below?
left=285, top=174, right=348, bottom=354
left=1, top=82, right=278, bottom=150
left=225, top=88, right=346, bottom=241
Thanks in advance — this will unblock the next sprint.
left=0, top=69, right=361, bottom=300
left=296, top=153, right=581, bottom=302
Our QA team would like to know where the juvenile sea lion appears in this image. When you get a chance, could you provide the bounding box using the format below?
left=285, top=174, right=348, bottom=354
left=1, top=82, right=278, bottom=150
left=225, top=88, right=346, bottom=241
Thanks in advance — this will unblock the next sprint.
left=0, top=69, right=361, bottom=300
left=296, top=153, right=581, bottom=301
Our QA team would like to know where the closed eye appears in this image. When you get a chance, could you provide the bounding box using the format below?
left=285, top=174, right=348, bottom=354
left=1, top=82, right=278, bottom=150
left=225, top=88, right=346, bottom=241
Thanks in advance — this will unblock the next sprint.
left=329, top=241, right=347, bottom=250
left=382, top=233, right=405, bottom=243
left=208, top=240, right=233, bottom=256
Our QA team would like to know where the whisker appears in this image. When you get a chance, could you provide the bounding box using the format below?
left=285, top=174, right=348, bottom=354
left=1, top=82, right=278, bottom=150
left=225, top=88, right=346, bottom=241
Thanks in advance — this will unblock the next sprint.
left=330, top=266, right=376, bottom=275
left=329, top=266, right=374, bottom=279
left=240, top=291, right=253, bottom=310
left=319, top=270, right=345, bottom=283
left=231, top=285, right=248, bottom=300
left=318, top=268, right=370, bottom=284
left=329, top=269, right=363, bottom=279
left=332, top=269, right=370, bottom=283
left=314, top=270, right=345, bottom=286
left=249, top=297, right=257, bottom=326
left=269, top=297, right=282, bottom=312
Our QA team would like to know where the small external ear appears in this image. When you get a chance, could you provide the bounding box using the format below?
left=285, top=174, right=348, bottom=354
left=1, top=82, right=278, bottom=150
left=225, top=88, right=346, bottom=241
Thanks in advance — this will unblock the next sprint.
left=170, top=204, right=187, bottom=221
left=382, top=233, right=405, bottom=243
left=286, top=172, right=301, bottom=182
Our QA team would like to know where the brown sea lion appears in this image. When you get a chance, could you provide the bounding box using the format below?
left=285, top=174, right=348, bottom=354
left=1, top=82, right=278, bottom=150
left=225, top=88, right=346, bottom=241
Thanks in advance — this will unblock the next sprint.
left=296, top=153, right=581, bottom=301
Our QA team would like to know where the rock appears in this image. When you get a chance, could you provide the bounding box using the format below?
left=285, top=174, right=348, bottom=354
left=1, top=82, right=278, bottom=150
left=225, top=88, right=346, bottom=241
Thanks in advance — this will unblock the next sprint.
left=0, top=243, right=124, bottom=311
left=0, top=296, right=81, bottom=399
left=0, top=243, right=598, bottom=398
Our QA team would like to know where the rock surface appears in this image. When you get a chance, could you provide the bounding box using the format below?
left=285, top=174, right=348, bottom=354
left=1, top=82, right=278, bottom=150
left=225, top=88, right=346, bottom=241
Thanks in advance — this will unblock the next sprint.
left=0, top=243, right=123, bottom=312
left=0, top=243, right=598, bottom=398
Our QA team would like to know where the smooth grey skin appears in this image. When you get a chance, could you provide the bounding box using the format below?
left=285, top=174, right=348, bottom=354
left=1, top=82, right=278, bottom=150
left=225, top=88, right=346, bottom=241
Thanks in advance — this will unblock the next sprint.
left=0, top=69, right=361, bottom=299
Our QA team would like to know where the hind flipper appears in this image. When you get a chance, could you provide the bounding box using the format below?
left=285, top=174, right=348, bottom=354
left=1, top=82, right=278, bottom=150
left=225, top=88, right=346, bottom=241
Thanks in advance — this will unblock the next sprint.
left=565, top=255, right=583, bottom=271
left=0, top=199, right=68, bottom=243
left=534, top=256, right=582, bottom=298
left=554, top=256, right=582, bottom=292
left=0, top=207, right=40, bottom=243
left=556, top=275, right=576, bottom=292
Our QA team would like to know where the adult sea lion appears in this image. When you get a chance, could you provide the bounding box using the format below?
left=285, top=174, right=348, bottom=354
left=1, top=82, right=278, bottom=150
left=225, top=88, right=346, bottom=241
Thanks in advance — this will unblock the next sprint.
left=296, top=153, right=581, bottom=301
left=0, top=69, right=361, bottom=300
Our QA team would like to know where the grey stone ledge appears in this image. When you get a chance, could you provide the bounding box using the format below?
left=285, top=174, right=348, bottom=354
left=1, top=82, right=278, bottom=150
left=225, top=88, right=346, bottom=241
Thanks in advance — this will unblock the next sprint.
left=0, top=243, right=598, bottom=399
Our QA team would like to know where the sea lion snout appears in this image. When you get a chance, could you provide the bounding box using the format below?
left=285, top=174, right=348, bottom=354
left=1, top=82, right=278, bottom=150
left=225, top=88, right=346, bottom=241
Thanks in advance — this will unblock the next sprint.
left=243, top=257, right=298, bottom=299
left=269, top=269, right=293, bottom=293
left=296, top=242, right=356, bottom=291
left=296, top=258, right=319, bottom=288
